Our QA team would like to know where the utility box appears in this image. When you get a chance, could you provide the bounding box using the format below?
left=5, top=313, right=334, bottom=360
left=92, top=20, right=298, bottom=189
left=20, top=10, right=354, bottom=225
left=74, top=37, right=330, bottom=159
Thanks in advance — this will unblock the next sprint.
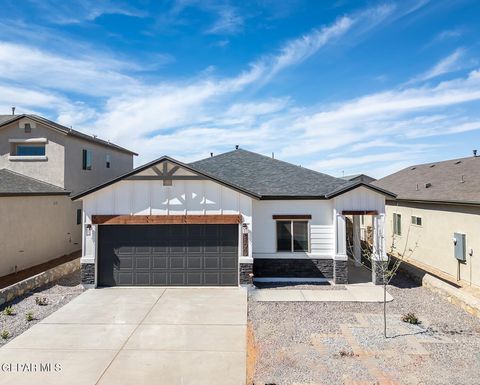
left=454, top=233, right=466, bottom=262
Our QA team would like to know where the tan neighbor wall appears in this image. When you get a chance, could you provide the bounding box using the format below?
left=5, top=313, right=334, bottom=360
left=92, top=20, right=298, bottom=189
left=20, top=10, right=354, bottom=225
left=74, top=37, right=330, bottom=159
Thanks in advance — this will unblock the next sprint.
left=385, top=201, right=480, bottom=288
left=0, top=195, right=81, bottom=277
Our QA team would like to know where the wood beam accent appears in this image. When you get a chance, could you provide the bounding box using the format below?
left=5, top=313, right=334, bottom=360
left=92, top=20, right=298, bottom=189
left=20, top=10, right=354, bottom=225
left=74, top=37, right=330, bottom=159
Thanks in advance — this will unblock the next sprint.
left=92, top=214, right=243, bottom=225
left=341, top=210, right=378, bottom=216
left=272, top=214, right=312, bottom=220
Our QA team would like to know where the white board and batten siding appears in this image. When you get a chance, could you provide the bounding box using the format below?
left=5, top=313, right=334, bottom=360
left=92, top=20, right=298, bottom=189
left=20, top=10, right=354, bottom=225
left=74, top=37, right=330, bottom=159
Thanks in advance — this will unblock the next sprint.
left=81, top=179, right=253, bottom=263
left=334, top=186, right=386, bottom=213
left=251, top=200, right=335, bottom=260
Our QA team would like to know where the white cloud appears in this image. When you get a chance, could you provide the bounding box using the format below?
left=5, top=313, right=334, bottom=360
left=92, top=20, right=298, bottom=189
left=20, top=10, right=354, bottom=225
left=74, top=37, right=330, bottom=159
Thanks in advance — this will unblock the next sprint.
left=206, top=6, right=244, bottom=35
left=410, top=48, right=465, bottom=83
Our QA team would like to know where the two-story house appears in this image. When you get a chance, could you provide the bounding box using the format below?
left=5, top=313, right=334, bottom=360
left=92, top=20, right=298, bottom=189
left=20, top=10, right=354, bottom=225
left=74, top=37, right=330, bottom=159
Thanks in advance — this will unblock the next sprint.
left=0, top=112, right=136, bottom=278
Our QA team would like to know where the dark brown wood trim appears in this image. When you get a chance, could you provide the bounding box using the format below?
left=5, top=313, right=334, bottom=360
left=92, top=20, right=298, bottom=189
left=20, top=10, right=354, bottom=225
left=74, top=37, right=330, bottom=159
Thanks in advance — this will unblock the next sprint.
left=272, top=214, right=312, bottom=220
left=92, top=214, right=243, bottom=225
left=341, top=210, right=378, bottom=215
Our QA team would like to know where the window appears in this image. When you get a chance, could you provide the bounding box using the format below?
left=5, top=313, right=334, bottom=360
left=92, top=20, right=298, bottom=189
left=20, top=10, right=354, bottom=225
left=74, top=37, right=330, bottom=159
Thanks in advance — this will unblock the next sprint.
left=76, top=209, right=82, bottom=225
left=24, top=123, right=31, bottom=133
left=393, top=213, right=402, bottom=236
left=82, top=149, right=92, bottom=170
left=14, top=143, right=45, bottom=156
left=106, top=154, right=111, bottom=168
left=411, top=216, right=422, bottom=226
left=276, top=220, right=309, bottom=252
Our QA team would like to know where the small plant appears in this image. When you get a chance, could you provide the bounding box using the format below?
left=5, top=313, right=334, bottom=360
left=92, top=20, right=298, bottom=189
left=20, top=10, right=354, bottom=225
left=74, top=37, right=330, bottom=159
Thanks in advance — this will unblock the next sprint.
left=35, top=296, right=48, bottom=306
left=25, top=311, right=35, bottom=322
left=338, top=349, right=356, bottom=357
left=3, top=306, right=15, bottom=316
left=0, top=330, right=9, bottom=340
left=402, top=312, right=420, bottom=325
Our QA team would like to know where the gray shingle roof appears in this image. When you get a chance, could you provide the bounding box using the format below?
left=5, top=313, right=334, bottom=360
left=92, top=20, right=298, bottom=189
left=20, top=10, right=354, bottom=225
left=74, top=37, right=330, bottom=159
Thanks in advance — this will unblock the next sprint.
left=0, top=169, right=69, bottom=196
left=72, top=149, right=395, bottom=200
left=190, top=149, right=349, bottom=198
left=372, top=155, right=480, bottom=204
left=0, top=114, right=137, bottom=156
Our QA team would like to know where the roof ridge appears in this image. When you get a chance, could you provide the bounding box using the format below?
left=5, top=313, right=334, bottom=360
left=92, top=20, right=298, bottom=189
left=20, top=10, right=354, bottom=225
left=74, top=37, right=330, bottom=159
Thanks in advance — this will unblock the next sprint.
left=192, top=148, right=346, bottom=183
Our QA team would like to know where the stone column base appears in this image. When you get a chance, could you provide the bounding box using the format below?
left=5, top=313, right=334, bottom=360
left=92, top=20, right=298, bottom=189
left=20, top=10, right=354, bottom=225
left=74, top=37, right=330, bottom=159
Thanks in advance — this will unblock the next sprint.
left=240, top=263, right=253, bottom=285
left=81, top=263, right=95, bottom=287
left=334, top=259, right=348, bottom=284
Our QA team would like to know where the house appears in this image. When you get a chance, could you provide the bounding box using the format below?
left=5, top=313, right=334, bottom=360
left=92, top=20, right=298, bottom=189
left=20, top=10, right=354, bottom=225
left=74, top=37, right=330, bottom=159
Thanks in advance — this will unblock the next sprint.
left=72, top=149, right=395, bottom=287
left=0, top=113, right=136, bottom=278
left=372, top=154, right=480, bottom=288
left=342, top=174, right=376, bottom=184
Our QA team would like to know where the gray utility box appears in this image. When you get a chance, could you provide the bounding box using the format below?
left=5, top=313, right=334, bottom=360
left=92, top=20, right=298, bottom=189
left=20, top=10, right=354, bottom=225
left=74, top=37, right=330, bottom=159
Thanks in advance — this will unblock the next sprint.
left=454, top=233, right=466, bottom=262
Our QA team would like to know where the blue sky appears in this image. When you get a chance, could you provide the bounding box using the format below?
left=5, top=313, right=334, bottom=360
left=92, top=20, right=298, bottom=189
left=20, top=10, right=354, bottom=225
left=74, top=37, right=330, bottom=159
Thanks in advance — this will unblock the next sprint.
left=0, top=0, right=479, bottom=177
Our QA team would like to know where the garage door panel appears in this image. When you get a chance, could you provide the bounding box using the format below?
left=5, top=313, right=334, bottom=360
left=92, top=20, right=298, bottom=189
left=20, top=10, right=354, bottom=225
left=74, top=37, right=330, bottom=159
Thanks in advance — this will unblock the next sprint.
left=136, top=256, right=150, bottom=269
left=98, top=224, right=238, bottom=286
left=204, top=272, right=220, bottom=285
left=187, top=256, right=202, bottom=269
left=153, top=272, right=168, bottom=285
left=153, top=256, right=168, bottom=269
left=170, top=272, right=185, bottom=285
left=221, top=256, right=237, bottom=269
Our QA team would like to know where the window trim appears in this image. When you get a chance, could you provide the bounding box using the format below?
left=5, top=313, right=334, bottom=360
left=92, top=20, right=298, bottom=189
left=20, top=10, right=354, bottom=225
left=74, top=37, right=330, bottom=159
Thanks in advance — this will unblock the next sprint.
left=106, top=154, right=111, bottom=169
left=393, top=213, right=402, bottom=236
left=76, top=209, right=82, bottom=225
left=275, top=219, right=310, bottom=253
left=411, top=215, right=422, bottom=226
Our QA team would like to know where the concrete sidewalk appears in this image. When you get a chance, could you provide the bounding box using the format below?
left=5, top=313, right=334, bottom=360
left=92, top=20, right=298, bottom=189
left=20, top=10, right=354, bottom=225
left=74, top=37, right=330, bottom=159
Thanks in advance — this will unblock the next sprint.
left=0, top=287, right=247, bottom=385
left=252, top=283, right=393, bottom=303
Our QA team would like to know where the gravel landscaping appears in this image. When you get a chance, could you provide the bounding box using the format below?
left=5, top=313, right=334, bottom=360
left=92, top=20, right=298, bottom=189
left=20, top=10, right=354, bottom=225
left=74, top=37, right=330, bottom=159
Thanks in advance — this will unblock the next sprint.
left=248, top=272, right=480, bottom=385
left=0, top=270, right=84, bottom=345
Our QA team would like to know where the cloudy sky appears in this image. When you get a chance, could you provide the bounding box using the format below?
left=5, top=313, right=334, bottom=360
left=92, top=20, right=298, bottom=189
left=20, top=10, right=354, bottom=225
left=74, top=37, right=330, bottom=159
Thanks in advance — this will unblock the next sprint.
left=0, top=0, right=479, bottom=177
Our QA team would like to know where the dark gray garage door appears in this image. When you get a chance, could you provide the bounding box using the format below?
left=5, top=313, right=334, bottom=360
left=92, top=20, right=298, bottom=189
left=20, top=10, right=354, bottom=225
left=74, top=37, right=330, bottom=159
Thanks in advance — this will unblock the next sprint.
left=97, top=224, right=238, bottom=286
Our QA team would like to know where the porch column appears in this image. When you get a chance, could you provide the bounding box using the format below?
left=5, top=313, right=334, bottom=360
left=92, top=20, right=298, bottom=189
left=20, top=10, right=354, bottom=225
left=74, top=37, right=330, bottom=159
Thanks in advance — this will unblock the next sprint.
left=372, top=214, right=387, bottom=285
left=334, top=214, right=348, bottom=284
left=353, top=216, right=362, bottom=266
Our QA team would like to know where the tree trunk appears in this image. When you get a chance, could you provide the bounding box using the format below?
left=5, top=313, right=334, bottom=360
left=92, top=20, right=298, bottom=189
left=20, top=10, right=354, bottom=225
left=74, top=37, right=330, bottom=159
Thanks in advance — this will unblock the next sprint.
left=383, top=282, right=387, bottom=338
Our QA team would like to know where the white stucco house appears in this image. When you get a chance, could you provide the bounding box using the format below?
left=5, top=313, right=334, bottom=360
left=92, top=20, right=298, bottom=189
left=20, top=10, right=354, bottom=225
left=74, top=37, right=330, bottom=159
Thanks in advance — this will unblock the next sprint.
left=72, top=149, right=395, bottom=287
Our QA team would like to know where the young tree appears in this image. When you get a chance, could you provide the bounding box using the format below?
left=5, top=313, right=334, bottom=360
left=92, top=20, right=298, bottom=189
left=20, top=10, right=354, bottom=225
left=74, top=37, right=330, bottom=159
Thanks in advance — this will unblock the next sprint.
left=347, top=216, right=418, bottom=338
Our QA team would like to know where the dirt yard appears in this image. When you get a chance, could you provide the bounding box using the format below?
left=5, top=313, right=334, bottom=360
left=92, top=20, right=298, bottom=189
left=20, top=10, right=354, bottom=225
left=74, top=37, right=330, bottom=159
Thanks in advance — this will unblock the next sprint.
left=248, top=274, right=480, bottom=385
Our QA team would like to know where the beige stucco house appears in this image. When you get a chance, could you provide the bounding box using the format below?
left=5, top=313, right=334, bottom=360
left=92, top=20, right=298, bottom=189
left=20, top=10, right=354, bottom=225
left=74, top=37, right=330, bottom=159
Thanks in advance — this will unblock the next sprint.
left=373, top=154, right=480, bottom=289
left=0, top=113, right=136, bottom=278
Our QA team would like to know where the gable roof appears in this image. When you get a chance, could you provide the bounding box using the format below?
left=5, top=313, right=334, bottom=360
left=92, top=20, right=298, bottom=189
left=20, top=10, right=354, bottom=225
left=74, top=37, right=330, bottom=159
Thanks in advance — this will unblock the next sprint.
left=0, top=114, right=137, bottom=156
left=0, top=169, right=69, bottom=196
left=372, top=155, right=480, bottom=205
left=341, top=173, right=376, bottom=184
left=191, top=149, right=349, bottom=198
left=73, top=149, right=394, bottom=201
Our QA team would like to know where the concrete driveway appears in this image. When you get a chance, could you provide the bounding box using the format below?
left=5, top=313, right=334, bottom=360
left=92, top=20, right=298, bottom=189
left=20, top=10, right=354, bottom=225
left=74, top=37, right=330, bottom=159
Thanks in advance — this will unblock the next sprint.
left=0, top=287, right=247, bottom=385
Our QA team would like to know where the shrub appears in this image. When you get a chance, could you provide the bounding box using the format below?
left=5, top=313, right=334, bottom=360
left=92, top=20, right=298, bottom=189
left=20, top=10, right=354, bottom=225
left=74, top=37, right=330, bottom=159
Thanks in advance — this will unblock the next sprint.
left=35, top=297, right=48, bottom=306
left=402, top=312, right=420, bottom=325
left=25, top=312, right=35, bottom=322
left=3, top=306, right=15, bottom=316
left=338, top=349, right=356, bottom=357
left=0, top=330, right=9, bottom=340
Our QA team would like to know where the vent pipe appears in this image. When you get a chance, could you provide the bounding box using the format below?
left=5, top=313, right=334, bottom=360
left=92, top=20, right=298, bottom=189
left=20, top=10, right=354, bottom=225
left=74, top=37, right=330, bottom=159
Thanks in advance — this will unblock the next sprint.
left=474, top=149, right=478, bottom=157
left=235, top=145, right=239, bottom=150
left=272, top=152, right=274, bottom=159
left=210, top=152, right=213, bottom=157
left=11, top=107, right=15, bottom=115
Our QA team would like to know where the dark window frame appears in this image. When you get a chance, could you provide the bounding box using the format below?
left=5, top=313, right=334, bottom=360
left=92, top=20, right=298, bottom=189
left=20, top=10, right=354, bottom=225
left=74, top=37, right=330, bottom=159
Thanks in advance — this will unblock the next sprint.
left=276, top=219, right=309, bottom=253
left=82, top=149, right=92, bottom=170
left=411, top=215, right=422, bottom=226
left=76, top=209, right=82, bottom=225
left=24, top=123, right=31, bottom=133
left=106, top=154, right=111, bottom=169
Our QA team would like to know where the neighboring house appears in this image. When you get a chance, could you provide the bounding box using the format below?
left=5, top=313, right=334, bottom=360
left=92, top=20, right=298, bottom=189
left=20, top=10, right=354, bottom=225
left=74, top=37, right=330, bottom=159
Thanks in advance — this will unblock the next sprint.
left=342, top=174, right=377, bottom=184
left=0, top=113, right=136, bottom=277
left=72, top=149, right=394, bottom=287
left=373, top=154, right=480, bottom=288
